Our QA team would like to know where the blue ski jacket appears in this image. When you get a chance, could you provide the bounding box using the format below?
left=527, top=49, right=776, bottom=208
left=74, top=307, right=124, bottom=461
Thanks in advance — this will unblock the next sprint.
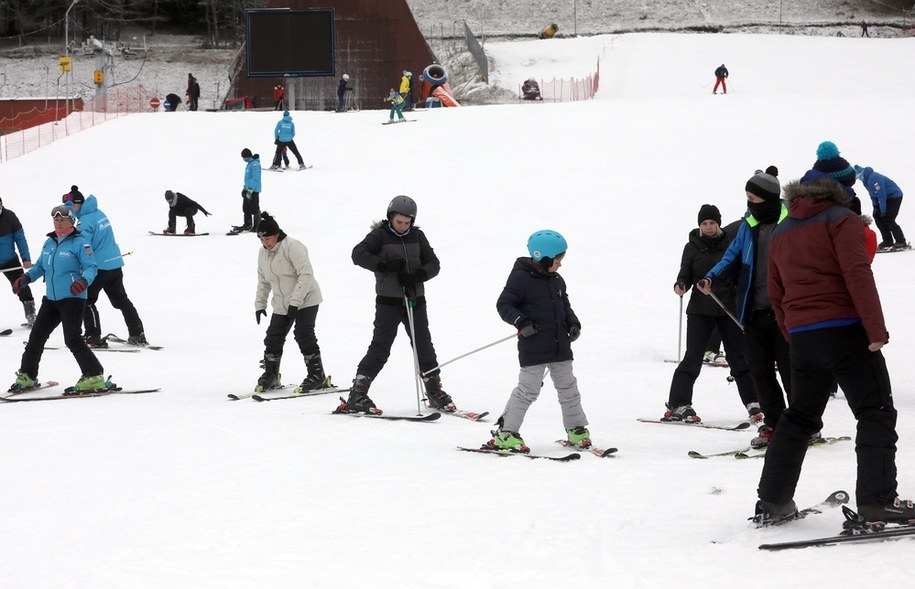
left=274, top=114, right=296, bottom=142
left=68, top=195, right=124, bottom=271
left=244, top=155, right=262, bottom=192
left=856, top=166, right=903, bottom=214
left=0, top=206, right=30, bottom=264
left=25, top=229, right=97, bottom=301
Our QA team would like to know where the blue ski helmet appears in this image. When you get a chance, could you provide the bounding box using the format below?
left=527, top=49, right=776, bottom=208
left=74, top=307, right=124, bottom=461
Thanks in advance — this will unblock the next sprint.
left=527, top=230, right=567, bottom=261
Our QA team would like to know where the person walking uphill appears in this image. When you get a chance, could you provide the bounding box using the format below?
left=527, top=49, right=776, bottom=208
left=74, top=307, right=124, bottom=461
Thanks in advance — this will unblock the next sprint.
left=754, top=169, right=914, bottom=525
left=854, top=164, right=908, bottom=251
left=9, top=206, right=108, bottom=394
left=0, top=196, right=37, bottom=327
left=253, top=212, right=329, bottom=394
left=270, top=111, right=306, bottom=171
left=663, top=204, right=760, bottom=425
left=713, top=64, right=728, bottom=94
left=487, top=230, right=590, bottom=453
left=164, top=190, right=211, bottom=235
left=235, top=148, right=262, bottom=233
left=340, top=195, right=456, bottom=415
left=64, top=187, right=148, bottom=347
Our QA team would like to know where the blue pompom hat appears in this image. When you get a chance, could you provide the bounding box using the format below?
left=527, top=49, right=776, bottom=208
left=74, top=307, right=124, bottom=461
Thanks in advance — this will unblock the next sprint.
left=812, top=141, right=856, bottom=188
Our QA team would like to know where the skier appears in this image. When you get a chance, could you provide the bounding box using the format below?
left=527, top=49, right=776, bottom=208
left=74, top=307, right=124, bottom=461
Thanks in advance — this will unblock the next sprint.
left=399, top=70, right=413, bottom=111
left=755, top=168, right=914, bottom=524
left=341, top=195, right=455, bottom=414
left=0, top=196, right=37, bottom=327
left=253, top=212, right=328, bottom=394
left=853, top=164, right=908, bottom=251
left=273, top=85, right=285, bottom=111
left=235, top=148, right=262, bottom=233
left=9, top=205, right=107, bottom=393
left=270, top=111, right=306, bottom=170
left=861, top=21, right=870, bottom=37
left=488, top=230, right=589, bottom=452
left=698, top=167, right=791, bottom=449
left=713, top=64, right=728, bottom=94
left=663, top=204, right=761, bottom=424
left=336, top=73, right=351, bottom=112
left=163, top=189, right=211, bottom=235
left=384, top=89, right=406, bottom=123
left=64, top=187, right=148, bottom=347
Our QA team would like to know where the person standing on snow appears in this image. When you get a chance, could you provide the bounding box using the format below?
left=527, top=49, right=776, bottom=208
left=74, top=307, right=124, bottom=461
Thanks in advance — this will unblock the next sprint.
left=663, top=204, right=761, bottom=425
left=341, top=195, right=455, bottom=415
left=0, top=196, right=37, bottom=327
left=64, top=187, right=148, bottom=348
left=273, top=85, right=285, bottom=111
left=487, top=230, right=590, bottom=453
left=9, top=205, right=107, bottom=394
left=853, top=164, right=908, bottom=251
left=399, top=70, right=413, bottom=111
left=270, top=110, right=306, bottom=170
left=236, top=148, right=262, bottom=233
left=713, top=64, right=729, bottom=94
left=698, top=167, right=791, bottom=449
left=384, top=89, right=406, bottom=123
left=186, top=73, right=200, bottom=111
left=754, top=168, right=913, bottom=525
left=336, top=73, right=351, bottom=112
left=253, top=212, right=328, bottom=394
left=163, top=190, right=210, bottom=236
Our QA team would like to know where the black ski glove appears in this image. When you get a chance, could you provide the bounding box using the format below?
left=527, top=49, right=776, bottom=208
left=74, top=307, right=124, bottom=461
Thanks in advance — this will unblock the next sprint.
left=377, top=258, right=404, bottom=273
left=569, top=325, right=581, bottom=342
left=256, top=309, right=266, bottom=324
left=516, top=318, right=539, bottom=338
left=398, top=270, right=427, bottom=286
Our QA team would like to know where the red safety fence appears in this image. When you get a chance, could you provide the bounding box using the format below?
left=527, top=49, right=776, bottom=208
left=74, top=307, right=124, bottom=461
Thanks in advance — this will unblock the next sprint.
left=520, top=58, right=601, bottom=102
left=0, top=85, right=157, bottom=163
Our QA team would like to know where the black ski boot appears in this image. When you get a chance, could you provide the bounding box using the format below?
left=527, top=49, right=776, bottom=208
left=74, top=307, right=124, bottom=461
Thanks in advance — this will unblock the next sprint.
left=296, top=353, right=327, bottom=392
left=23, top=300, right=36, bottom=327
left=752, top=498, right=799, bottom=526
left=423, top=374, right=455, bottom=411
left=341, top=375, right=377, bottom=413
left=256, top=353, right=282, bottom=392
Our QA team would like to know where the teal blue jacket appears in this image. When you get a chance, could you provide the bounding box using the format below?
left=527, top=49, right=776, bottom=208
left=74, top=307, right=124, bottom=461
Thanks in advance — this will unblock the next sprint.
left=25, top=229, right=97, bottom=301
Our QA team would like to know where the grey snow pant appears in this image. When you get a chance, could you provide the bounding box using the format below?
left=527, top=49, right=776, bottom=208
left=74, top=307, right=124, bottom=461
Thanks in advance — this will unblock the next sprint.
left=500, top=360, right=588, bottom=433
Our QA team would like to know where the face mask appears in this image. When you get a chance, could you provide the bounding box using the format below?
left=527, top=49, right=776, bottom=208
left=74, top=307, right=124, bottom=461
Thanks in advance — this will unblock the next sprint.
left=748, top=199, right=780, bottom=223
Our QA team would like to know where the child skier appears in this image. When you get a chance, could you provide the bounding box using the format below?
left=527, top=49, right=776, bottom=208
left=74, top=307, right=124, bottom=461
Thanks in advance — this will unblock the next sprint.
left=384, top=89, right=405, bottom=123
left=488, top=230, right=589, bottom=452
left=234, top=148, right=261, bottom=233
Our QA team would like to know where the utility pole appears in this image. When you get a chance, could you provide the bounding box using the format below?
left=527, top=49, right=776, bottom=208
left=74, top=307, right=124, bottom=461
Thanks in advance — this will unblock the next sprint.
left=65, top=0, right=81, bottom=116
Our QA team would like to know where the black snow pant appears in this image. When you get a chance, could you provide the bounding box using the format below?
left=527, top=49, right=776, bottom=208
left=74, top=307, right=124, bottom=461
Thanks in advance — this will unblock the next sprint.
left=263, top=304, right=320, bottom=358
left=1, top=255, right=33, bottom=303
left=668, top=313, right=756, bottom=409
left=242, top=190, right=260, bottom=230
left=168, top=208, right=199, bottom=233
left=21, top=296, right=103, bottom=378
left=272, top=141, right=304, bottom=167
left=83, top=268, right=145, bottom=340
left=356, top=299, right=439, bottom=379
left=705, top=327, right=722, bottom=354
left=758, top=322, right=897, bottom=507
left=873, top=197, right=906, bottom=246
left=744, top=308, right=792, bottom=429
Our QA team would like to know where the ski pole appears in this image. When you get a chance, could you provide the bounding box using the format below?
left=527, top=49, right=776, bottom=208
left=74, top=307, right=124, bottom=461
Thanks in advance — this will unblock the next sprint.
left=104, top=251, right=133, bottom=263
left=709, top=291, right=744, bottom=332
left=1, top=266, right=24, bottom=273
left=404, top=291, right=424, bottom=415
left=420, top=333, right=517, bottom=377
left=677, top=294, right=684, bottom=361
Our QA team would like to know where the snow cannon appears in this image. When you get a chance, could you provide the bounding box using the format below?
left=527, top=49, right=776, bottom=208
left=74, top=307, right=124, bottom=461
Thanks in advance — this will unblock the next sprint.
left=421, top=64, right=460, bottom=108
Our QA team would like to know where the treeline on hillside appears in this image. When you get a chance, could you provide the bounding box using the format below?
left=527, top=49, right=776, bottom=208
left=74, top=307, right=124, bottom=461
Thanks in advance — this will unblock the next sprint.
left=0, top=0, right=270, bottom=48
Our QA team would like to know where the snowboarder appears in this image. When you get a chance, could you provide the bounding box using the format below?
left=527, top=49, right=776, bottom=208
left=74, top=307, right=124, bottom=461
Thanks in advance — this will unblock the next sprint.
left=853, top=164, right=907, bottom=251
left=270, top=111, right=306, bottom=170
left=64, top=187, right=148, bottom=348
left=163, top=189, right=211, bottom=235
left=663, top=204, right=761, bottom=424
left=488, top=230, right=589, bottom=453
left=0, top=196, right=37, bottom=327
left=698, top=167, right=791, bottom=449
left=253, top=212, right=328, bottom=394
left=713, top=64, right=728, bottom=94
left=237, top=147, right=262, bottom=233
left=336, top=73, right=351, bottom=112
left=9, top=205, right=107, bottom=393
left=384, top=89, right=406, bottom=123
left=399, top=70, right=413, bottom=111
left=341, top=195, right=455, bottom=415
left=756, top=168, right=913, bottom=524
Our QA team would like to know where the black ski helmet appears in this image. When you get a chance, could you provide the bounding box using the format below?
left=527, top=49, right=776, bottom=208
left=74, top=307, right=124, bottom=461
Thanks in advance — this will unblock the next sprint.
left=387, top=195, right=417, bottom=221
left=241, top=148, right=252, bottom=159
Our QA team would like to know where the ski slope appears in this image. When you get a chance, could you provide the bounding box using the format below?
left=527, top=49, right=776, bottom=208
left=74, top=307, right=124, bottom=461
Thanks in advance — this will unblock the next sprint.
left=1, top=32, right=914, bottom=587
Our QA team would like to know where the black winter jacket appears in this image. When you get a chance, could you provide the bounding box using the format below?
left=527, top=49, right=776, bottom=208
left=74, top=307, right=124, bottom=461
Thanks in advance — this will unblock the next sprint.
left=676, top=221, right=739, bottom=316
left=169, top=192, right=210, bottom=216
left=497, top=257, right=580, bottom=367
left=352, top=221, right=440, bottom=305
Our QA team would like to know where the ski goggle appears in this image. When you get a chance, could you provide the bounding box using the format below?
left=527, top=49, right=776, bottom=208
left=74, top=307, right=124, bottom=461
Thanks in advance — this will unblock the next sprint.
left=51, top=206, right=73, bottom=220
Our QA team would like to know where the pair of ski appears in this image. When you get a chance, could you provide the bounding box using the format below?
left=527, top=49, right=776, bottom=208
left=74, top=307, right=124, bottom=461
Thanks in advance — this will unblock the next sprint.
left=148, top=230, right=209, bottom=237
left=756, top=492, right=915, bottom=550
left=637, top=418, right=751, bottom=432
left=266, top=165, right=313, bottom=172
left=457, top=441, right=618, bottom=462
left=2, top=380, right=161, bottom=403
left=689, top=436, right=852, bottom=460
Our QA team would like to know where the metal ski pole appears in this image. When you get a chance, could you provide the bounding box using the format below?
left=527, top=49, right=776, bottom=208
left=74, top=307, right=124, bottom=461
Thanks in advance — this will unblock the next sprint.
left=103, top=251, right=133, bottom=263
left=420, top=333, right=517, bottom=377
left=677, top=294, right=684, bottom=361
left=1, top=266, right=24, bottom=273
left=404, top=291, right=424, bottom=415
left=709, top=291, right=744, bottom=332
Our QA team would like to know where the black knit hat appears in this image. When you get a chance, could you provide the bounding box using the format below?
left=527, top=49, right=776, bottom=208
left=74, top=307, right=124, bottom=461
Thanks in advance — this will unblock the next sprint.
left=812, top=141, right=856, bottom=188
left=697, top=204, right=722, bottom=226
left=745, top=168, right=781, bottom=202
left=257, top=211, right=281, bottom=237
left=66, top=185, right=84, bottom=204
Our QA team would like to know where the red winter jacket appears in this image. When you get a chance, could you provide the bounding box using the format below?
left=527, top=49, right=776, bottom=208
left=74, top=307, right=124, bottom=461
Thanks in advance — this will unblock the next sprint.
left=768, top=177, right=888, bottom=345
